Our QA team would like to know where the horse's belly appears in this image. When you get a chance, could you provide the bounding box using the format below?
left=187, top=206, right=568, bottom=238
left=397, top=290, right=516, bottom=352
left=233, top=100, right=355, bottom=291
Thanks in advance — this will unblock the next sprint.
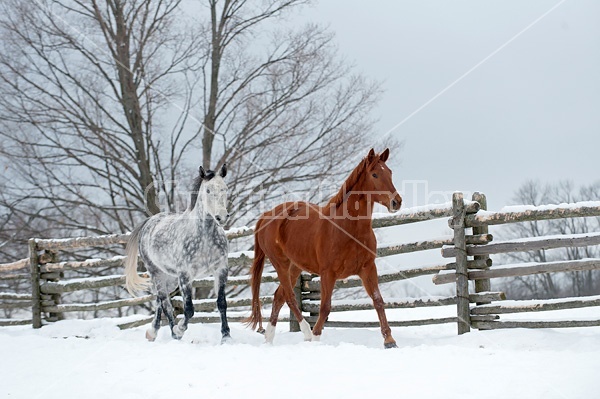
left=289, top=256, right=320, bottom=274
left=189, top=252, right=228, bottom=273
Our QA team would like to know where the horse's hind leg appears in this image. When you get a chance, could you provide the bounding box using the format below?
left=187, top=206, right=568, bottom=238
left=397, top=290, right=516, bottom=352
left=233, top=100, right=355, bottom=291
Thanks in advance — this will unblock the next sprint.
left=146, top=298, right=162, bottom=341
left=216, top=268, right=231, bottom=343
left=286, top=265, right=312, bottom=342
left=152, top=277, right=179, bottom=339
left=172, top=273, right=194, bottom=339
left=265, top=286, right=285, bottom=344
left=158, top=291, right=179, bottom=339
left=266, top=264, right=311, bottom=343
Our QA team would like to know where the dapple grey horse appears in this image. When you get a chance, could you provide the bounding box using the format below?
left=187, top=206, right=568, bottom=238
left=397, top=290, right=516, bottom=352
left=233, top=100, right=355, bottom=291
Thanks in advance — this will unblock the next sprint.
left=125, top=164, right=231, bottom=342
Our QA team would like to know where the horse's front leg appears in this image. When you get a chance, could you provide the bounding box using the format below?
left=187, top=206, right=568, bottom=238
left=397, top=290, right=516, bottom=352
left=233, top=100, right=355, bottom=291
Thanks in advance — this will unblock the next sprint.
left=173, top=273, right=194, bottom=339
left=311, top=271, right=335, bottom=341
left=359, top=262, right=397, bottom=349
left=216, top=267, right=231, bottom=343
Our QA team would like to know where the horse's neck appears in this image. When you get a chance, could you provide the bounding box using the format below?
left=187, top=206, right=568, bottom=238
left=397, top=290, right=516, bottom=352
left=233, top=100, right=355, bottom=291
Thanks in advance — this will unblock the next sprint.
left=323, top=171, right=374, bottom=221
left=344, top=193, right=374, bottom=219
left=323, top=192, right=373, bottom=223
left=192, top=198, right=210, bottom=221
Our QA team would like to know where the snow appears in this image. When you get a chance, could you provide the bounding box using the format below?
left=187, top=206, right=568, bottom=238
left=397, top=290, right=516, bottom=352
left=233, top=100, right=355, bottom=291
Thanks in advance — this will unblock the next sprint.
left=4, top=200, right=600, bottom=398
left=478, top=257, right=600, bottom=271
left=373, top=200, right=479, bottom=221
left=227, top=250, right=254, bottom=259
left=498, top=201, right=600, bottom=213
left=53, top=274, right=121, bottom=286
left=472, top=200, right=600, bottom=220
left=224, top=225, right=254, bottom=235
left=439, top=232, right=600, bottom=249
left=475, top=295, right=600, bottom=309
left=1, top=314, right=599, bottom=399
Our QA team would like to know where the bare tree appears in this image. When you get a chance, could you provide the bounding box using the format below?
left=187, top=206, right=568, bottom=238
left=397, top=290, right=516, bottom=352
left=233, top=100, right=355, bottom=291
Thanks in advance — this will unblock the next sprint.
left=498, top=180, right=600, bottom=299
left=196, top=0, right=385, bottom=226
left=0, top=0, right=387, bottom=268
left=0, top=0, right=202, bottom=236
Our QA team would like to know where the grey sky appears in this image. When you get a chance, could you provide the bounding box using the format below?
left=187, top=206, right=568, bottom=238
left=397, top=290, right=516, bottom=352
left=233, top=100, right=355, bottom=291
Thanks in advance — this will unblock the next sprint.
left=300, top=0, right=600, bottom=210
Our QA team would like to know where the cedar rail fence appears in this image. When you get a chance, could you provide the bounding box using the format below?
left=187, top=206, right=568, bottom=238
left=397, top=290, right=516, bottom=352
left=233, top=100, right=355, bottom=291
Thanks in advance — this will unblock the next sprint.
left=1, top=192, right=600, bottom=334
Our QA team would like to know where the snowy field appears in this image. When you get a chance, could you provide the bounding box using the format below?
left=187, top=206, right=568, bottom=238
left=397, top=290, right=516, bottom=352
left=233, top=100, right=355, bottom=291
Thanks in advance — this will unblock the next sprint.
left=3, top=202, right=599, bottom=398
left=2, top=310, right=599, bottom=399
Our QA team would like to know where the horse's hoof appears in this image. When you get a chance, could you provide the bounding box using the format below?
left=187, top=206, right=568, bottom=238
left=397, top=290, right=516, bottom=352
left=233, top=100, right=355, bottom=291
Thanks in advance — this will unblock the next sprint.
left=256, top=327, right=265, bottom=335
left=265, top=324, right=276, bottom=344
left=221, top=334, right=232, bottom=345
left=145, top=329, right=157, bottom=342
left=299, top=319, right=313, bottom=342
left=171, top=325, right=187, bottom=339
left=171, top=325, right=185, bottom=340
left=384, top=342, right=398, bottom=349
left=311, top=335, right=320, bottom=342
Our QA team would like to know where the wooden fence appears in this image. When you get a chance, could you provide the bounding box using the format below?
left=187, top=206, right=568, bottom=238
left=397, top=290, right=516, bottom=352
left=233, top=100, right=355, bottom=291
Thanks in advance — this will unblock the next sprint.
left=1, top=192, right=600, bottom=334
left=0, top=258, right=32, bottom=326
left=433, top=194, right=600, bottom=331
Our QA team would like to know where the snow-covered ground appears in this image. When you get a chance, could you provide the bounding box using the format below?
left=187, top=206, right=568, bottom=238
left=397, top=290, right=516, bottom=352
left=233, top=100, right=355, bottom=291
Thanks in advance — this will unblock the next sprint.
left=3, top=200, right=599, bottom=398
left=2, top=309, right=599, bottom=399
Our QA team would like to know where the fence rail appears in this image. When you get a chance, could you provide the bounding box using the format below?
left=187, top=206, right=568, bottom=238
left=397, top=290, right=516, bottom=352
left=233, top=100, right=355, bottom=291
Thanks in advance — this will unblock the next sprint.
left=464, top=202, right=600, bottom=227
left=433, top=258, right=600, bottom=285
left=441, top=233, right=600, bottom=258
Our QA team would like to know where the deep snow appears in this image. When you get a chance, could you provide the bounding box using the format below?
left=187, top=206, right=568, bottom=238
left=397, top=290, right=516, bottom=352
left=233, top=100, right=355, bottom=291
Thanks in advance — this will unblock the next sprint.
left=1, top=310, right=599, bottom=399
left=3, top=200, right=600, bottom=398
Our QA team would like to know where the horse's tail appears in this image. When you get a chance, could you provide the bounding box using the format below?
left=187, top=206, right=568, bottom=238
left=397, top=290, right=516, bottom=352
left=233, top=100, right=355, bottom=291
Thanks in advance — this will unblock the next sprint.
left=244, top=219, right=266, bottom=332
left=124, top=220, right=151, bottom=297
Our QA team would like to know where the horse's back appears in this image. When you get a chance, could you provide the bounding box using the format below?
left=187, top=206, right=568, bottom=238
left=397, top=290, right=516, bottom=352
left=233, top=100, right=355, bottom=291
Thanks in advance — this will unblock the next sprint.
left=256, top=202, right=326, bottom=273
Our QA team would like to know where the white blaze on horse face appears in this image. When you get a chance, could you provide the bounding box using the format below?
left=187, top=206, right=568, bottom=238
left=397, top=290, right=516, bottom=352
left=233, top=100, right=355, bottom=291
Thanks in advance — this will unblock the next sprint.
left=201, top=176, right=229, bottom=224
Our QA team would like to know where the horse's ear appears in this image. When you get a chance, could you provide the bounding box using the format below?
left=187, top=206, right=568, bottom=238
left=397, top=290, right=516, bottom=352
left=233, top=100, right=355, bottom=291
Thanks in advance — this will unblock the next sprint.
left=367, top=148, right=376, bottom=163
left=380, top=148, right=390, bottom=162
left=199, top=166, right=206, bottom=179
left=219, top=163, right=227, bottom=178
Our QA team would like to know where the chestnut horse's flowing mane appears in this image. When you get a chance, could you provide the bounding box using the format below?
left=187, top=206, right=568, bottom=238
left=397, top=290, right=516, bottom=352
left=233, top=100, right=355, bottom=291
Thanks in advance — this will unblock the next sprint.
left=326, top=156, right=369, bottom=207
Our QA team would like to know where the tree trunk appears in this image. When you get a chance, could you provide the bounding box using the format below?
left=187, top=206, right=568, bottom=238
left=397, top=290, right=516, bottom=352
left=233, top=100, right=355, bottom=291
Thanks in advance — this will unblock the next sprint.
left=111, top=2, right=159, bottom=215
left=203, top=1, right=223, bottom=170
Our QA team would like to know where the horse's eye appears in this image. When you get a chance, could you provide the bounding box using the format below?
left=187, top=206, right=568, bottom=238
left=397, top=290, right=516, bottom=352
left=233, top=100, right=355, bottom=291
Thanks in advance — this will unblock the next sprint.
left=206, top=189, right=211, bottom=194
left=372, top=173, right=378, bottom=178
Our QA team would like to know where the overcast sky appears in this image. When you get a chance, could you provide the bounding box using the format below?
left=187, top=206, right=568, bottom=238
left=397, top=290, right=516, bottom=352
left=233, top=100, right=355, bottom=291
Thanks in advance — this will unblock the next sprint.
left=299, top=0, right=600, bottom=210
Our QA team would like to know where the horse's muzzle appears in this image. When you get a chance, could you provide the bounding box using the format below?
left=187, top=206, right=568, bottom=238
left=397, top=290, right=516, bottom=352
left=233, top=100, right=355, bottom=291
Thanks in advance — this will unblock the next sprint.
left=389, top=197, right=402, bottom=212
left=215, top=214, right=230, bottom=225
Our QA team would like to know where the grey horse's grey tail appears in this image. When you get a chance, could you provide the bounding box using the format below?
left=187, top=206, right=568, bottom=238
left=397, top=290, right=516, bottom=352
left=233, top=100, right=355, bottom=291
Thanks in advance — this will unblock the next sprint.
left=124, top=220, right=151, bottom=297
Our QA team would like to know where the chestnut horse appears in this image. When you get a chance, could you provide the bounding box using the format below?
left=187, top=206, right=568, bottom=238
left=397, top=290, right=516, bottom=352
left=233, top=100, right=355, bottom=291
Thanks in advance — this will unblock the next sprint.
left=246, top=148, right=402, bottom=348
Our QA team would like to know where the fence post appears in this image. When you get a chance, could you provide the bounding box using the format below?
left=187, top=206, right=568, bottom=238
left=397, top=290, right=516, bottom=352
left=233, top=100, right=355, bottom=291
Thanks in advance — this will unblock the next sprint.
left=472, top=192, right=491, bottom=304
left=289, top=274, right=302, bottom=332
left=307, top=274, right=319, bottom=322
left=452, top=192, right=470, bottom=334
left=41, top=250, right=63, bottom=322
left=29, top=239, right=42, bottom=329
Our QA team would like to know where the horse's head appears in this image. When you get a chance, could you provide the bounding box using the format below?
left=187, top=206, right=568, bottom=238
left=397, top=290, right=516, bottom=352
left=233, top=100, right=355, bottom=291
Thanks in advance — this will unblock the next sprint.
left=363, top=148, right=402, bottom=212
left=198, top=163, right=229, bottom=225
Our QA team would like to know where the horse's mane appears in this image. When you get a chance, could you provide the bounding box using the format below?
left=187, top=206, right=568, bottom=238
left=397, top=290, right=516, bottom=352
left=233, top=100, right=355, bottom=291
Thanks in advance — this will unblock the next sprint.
left=326, top=157, right=369, bottom=207
left=189, top=169, right=216, bottom=211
